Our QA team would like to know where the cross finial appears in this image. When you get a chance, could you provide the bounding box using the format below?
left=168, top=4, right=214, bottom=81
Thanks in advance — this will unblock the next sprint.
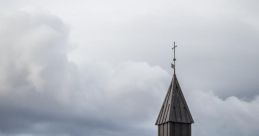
left=171, top=42, right=177, bottom=75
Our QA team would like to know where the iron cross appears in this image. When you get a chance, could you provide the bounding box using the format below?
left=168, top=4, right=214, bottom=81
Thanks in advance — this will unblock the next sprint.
left=171, top=42, right=177, bottom=74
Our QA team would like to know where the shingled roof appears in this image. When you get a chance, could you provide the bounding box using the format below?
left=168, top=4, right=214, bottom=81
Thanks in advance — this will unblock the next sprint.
left=155, top=74, right=194, bottom=125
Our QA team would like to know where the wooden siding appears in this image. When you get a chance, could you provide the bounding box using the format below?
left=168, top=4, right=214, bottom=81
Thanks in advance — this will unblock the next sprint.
left=158, top=123, right=191, bottom=136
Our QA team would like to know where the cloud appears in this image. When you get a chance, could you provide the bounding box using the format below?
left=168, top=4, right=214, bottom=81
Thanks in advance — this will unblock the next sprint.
left=2, top=0, right=259, bottom=100
left=0, top=0, right=259, bottom=136
left=0, top=11, right=169, bottom=136
left=187, top=90, right=259, bottom=136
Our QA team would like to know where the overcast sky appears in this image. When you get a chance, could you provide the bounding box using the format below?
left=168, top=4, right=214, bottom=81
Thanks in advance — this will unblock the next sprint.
left=0, top=0, right=259, bottom=136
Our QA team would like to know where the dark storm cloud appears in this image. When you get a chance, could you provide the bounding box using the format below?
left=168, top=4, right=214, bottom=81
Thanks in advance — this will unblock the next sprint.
left=0, top=11, right=169, bottom=136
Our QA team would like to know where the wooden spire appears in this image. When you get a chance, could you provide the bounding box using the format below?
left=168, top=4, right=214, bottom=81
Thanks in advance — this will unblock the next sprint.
left=156, top=43, right=193, bottom=125
left=155, top=74, right=194, bottom=125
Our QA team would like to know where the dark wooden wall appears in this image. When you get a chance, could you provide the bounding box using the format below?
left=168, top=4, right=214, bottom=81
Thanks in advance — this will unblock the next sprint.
left=158, top=123, right=191, bottom=136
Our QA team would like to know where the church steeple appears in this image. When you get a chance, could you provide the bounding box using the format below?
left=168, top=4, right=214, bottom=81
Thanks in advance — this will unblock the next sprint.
left=155, top=74, right=194, bottom=125
left=155, top=43, right=194, bottom=136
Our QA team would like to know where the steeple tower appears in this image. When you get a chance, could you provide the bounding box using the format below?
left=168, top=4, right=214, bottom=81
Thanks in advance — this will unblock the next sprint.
left=155, top=42, right=194, bottom=136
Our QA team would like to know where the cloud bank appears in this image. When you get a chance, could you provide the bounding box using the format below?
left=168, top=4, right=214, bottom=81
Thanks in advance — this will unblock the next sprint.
left=0, top=0, right=259, bottom=135
left=0, top=12, right=169, bottom=136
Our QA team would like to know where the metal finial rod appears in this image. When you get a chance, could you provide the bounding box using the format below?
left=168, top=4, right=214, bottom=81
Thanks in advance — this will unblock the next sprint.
left=171, top=42, right=177, bottom=75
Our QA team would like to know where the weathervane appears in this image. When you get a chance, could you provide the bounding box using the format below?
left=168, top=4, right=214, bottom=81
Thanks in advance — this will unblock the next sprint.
left=171, top=41, right=177, bottom=75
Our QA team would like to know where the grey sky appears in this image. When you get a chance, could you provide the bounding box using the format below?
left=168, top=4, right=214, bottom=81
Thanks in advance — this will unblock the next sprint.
left=0, top=0, right=259, bottom=136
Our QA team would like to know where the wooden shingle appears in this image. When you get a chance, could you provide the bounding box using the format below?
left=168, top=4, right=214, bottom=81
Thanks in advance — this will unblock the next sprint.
left=155, top=74, right=194, bottom=125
